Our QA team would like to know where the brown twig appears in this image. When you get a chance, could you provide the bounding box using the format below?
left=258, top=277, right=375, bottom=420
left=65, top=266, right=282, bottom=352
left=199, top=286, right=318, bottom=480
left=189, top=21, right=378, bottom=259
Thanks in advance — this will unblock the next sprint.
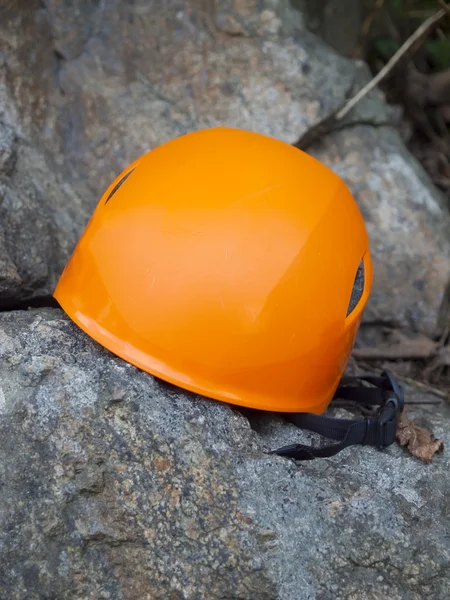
left=337, top=8, right=448, bottom=121
left=352, top=0, right=386, bottom=59
left=382, top=3, right=402, bottom=43
left=353, top=330, right=438, bottom=360
left=294, top=79, right=356, bottom=150
left=405, top=10, right=437, bottom=18
left=294, top=7, right=449, bottom=150
left=439, top=325, right=450, bottom=346
left=393, top=373, right=449, bottom=400
left=352, top=344, right=437, bottom=361
left=355, top=361, right=448, bottom=402
left=438, top=1, right=450, bottom=18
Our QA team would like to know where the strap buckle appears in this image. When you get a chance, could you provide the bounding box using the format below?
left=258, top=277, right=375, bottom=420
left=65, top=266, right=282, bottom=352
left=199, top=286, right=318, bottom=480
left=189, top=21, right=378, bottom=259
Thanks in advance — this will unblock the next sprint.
left=370, top=370, right=405, bottom=450
left=269, top=369, right=406, bottom=461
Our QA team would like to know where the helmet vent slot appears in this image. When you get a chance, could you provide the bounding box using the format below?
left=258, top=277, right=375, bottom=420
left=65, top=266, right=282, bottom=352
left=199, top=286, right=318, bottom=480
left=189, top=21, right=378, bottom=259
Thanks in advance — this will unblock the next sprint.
left=105, top=168, right=136, bottom=205
left=346, top=260, right=365, bottom=316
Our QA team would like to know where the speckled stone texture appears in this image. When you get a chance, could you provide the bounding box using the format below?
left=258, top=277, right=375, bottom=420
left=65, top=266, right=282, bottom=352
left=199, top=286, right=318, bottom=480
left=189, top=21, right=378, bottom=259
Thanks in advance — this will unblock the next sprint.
left=0, top=85, right=88, bottom=306
left=1, top=0, right=449, bottom=330
left=309, top=125, right=450, bottom=333
left=1, top=309, right=449, bottom=599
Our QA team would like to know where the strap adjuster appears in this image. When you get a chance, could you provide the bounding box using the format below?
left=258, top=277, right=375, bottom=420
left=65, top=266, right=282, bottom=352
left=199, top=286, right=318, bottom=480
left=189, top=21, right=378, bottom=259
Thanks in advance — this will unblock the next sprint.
left=270, top=369, right=406, bottom=461
left=370, top=370, right=404, bottom=450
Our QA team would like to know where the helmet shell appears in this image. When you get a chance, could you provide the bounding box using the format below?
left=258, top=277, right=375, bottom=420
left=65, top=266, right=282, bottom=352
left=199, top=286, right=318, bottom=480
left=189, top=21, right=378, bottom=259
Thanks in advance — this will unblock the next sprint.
left=54, top=127, right=372, bottom=413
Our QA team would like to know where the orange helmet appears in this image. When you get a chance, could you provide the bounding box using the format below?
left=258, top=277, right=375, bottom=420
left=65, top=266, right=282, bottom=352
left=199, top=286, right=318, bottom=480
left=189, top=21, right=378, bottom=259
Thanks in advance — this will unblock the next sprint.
left=54, top=127, right=373, bottom=415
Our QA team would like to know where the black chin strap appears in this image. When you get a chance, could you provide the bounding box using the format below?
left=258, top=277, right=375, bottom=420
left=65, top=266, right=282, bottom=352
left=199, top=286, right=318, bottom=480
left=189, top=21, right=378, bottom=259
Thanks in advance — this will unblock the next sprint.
left=270, top=370, right=405, bottom=461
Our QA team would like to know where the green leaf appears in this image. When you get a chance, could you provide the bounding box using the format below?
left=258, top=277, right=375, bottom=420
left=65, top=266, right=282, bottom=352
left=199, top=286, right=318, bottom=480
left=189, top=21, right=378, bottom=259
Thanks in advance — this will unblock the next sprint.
left=373, top=36, right=401, bottom=60
left=426, top=39, right=450, bottom=71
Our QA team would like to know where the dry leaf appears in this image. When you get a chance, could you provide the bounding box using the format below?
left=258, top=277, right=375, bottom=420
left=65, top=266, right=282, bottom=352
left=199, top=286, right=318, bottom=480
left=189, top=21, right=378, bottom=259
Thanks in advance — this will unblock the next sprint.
left=396, top=410, right=444, bottom=463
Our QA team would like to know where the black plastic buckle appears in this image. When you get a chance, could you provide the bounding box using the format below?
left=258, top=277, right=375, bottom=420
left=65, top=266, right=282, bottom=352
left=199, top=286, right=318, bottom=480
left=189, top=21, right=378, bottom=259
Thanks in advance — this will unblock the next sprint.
left=374, top=370, right=405, bottom=450
left=382, top=370, right=405, bottom=410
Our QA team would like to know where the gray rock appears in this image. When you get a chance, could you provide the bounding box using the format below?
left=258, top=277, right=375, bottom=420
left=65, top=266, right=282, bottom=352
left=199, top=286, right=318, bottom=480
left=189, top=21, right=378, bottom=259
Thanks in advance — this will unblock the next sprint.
left=0, top=309, right=275, bottom=600
left=294, top=0, right=364, bottom=57
left=1, top=0, right=449, bottom=330
left=1, top=308, right=449, bottom=599
left=309, top=124, right=450, bottom=333
left=0, top=84, right=89, bottom=306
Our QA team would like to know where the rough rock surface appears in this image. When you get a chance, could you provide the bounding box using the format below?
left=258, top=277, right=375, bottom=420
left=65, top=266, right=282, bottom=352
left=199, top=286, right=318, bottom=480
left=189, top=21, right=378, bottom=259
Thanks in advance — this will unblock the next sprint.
left=0, top=85, right=88, bottom=306
left=1, top=0, right=449, bottom=331
left=1, top=308, right=449, bottom=599
left=294, top=0, right=364, bottom=57
left=309, top=125, right=450, bottom=333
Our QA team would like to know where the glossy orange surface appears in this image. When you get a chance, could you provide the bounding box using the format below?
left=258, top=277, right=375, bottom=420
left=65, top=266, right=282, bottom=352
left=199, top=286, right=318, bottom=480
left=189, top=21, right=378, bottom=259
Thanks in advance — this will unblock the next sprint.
left=54, top=127, right=372, bottom=413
